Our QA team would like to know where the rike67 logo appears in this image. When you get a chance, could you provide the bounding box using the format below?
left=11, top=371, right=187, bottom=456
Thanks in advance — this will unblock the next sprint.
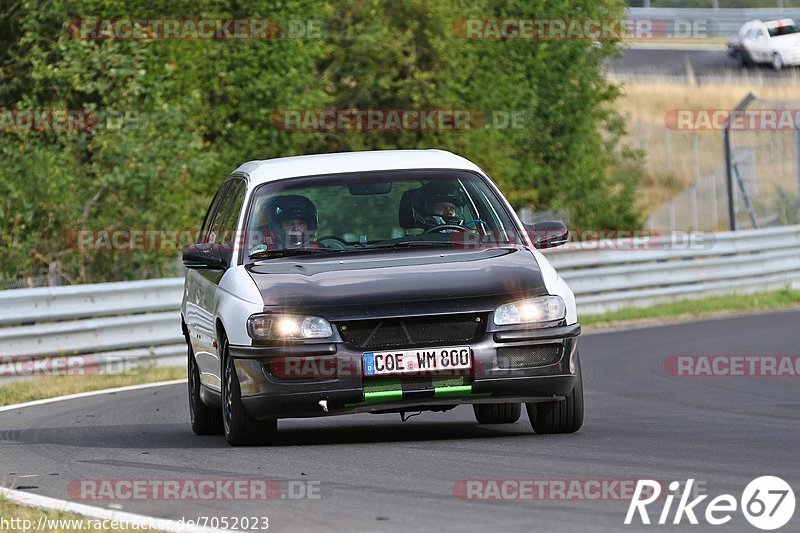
left=626, top=477, right=796, bottom=530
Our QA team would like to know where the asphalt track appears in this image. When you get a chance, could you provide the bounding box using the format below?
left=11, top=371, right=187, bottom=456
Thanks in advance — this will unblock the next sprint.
left=610, top=47, right=800, bottom=83
left=1, top=310, right=798, bottom=532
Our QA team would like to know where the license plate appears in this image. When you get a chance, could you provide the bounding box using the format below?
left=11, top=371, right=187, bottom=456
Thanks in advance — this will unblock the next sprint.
left=362, top=346, right=471, bottom=376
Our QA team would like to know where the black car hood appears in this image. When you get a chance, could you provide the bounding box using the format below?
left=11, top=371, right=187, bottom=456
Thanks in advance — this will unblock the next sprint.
left=245, top=247, right=547, bottom=320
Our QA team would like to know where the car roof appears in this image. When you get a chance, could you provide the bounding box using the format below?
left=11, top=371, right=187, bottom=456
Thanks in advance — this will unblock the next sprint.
left=234, top=149, right=484, bottom=185
left=745, top=18, right=797, bottom=27
left=765, top=18, right=797, bottom=28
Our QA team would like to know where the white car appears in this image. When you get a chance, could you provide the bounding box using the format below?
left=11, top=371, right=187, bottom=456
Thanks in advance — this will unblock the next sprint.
left=728, top=18, right=800, bottom=70
left=180, top=150, right=583, bottom=445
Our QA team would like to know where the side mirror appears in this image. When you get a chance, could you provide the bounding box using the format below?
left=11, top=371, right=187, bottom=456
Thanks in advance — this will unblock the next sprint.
left=525, top=221, right=569, bottom=249
left=182, top=243, right=229, bottom=270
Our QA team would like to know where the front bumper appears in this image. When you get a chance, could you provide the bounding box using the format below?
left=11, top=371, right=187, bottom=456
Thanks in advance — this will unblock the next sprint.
left=228, top=323, right=581, bottom=420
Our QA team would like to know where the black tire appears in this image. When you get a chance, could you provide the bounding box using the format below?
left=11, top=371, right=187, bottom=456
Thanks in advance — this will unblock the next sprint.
left=473, top=403, right=521, bottom=424
left=734, top=49, right=747, bottom=68
left=221, top=340, right=277, bottom=446
left=187, top=337, right=223, bottom=435
left=772, top=53, right=783, bottom=71
left=527, top=351, right=584, bottom=434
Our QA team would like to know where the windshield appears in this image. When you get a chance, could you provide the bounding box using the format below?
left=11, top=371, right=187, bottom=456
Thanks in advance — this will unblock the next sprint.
left=241, top=170, right=523, bottom=262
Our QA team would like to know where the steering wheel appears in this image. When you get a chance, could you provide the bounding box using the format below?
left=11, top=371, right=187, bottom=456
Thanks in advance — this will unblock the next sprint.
left=317, top=235, right=349, bottom=250
left=463, top=219, right=488, bottom=230
left=422, top=224, right=473, bottom=234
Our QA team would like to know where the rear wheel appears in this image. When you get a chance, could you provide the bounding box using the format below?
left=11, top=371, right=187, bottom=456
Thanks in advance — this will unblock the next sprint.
left=527, top=351, right=584, bottom=434
left=772, top=53, right=784, bottom=71
left=187, top=337, right=223, bottom=435
left=473, top=403, right=521, bottom=424
left=222, top=340, right=277, bottom=446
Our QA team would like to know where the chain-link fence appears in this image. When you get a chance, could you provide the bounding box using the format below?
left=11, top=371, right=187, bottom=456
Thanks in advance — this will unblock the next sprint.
left=647, top=93, right=800, bottom=231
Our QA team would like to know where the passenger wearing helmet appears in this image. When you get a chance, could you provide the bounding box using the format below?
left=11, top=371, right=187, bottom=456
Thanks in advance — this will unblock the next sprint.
left=413, top=181, right=466, bottom=230
left=256, top=195, right=318, bottom=250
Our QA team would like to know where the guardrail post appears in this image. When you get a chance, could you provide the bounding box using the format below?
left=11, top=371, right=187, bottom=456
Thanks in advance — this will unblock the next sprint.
left=724, top=128, right=736, bottom=231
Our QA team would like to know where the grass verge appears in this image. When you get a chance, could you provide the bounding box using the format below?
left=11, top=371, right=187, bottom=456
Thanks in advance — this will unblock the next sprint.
left=581, top=288, right=800, bottom=329
left=0, top=497, right=145, bottom=533
left=0, top=365, right=184, bottom=407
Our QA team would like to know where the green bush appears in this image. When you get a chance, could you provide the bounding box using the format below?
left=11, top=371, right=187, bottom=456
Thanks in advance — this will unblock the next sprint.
left=0, top=0, right=642, bottom=284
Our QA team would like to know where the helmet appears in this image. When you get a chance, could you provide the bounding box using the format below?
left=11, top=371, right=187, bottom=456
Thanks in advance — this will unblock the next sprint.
left=413, top=181, right=466, bottom=229
left=268, top=195, right=318, bottom=248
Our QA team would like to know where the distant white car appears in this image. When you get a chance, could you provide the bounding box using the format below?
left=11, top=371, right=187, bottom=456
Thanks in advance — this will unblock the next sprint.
left=728, top=18, right=800, bottom=70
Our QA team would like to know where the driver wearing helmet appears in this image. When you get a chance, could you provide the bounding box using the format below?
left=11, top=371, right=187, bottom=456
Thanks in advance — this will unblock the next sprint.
left=413, top=181, right=466, bottom=230
left=256, top=195, right=319, bottom=250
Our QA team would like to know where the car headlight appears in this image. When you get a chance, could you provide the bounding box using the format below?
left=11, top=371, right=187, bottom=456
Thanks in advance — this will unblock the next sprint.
left=247, top=314, right=333, bottom=340
left=493, top=296, right=566, bottom=326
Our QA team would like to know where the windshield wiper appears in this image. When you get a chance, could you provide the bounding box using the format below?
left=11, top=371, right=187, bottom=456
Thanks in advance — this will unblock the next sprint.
left=249, top=248, right=329, bottom=260
left=362, top=240, right=463, bottom=250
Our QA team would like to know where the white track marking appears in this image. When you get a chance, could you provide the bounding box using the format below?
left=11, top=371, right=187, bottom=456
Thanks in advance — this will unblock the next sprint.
left=0, top=486, right=229, bottom=533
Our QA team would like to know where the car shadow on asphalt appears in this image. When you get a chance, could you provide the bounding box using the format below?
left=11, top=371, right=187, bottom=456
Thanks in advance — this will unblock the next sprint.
left=0, top=419, right=544, bottom=448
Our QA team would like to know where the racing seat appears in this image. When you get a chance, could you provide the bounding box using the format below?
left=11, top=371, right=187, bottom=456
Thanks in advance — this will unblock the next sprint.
left=399, top=188, right=421, bottom=229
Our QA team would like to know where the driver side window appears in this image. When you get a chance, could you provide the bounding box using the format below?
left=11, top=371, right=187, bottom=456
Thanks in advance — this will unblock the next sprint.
left=208, top=179, right=246, bottom=247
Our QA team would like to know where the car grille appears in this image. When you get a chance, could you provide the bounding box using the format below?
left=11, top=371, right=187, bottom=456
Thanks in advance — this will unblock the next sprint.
left=337, top=313, right=486, bottom=350
left=497, top=345, right=562, bottom=369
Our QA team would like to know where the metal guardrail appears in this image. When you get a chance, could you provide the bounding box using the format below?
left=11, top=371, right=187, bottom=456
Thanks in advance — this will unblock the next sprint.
left=628, top=8, right=800, bottom=37
left=543, top=225, right=800, bottom=314
left=0, top=278, right=183, bottom=326
left=0, top=279, right=185, bottom=380
left=1, top=225, right=799, bottom=377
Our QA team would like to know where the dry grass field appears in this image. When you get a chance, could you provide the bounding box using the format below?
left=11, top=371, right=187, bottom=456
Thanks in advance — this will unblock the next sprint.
left=615, top=79, right=800, bottom=219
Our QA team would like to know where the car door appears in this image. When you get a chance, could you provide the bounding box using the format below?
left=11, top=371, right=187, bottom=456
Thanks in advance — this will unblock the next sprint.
left=751, top=28, right=770, bottom=62
left=742, top=27, right=766, bottom=62
left=185, top=177, right=247, bottom=390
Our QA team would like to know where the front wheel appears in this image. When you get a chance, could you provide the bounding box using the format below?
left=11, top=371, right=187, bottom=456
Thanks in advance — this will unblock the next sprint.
left=473, top=403, right=521, bottom=424
left=222, top=340, right=277, bottom=446
left=527, top=351, right=584, bottom=434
